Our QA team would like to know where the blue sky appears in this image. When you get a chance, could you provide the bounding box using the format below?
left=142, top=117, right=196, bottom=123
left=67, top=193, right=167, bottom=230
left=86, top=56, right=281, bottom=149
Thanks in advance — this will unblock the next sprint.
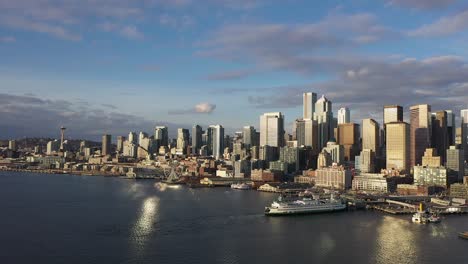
left=1, top=0, right=468, bottom=140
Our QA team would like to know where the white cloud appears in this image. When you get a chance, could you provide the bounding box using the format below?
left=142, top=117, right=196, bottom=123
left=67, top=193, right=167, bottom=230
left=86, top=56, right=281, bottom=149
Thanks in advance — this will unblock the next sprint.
left=408, top=9, right=468, bottom=37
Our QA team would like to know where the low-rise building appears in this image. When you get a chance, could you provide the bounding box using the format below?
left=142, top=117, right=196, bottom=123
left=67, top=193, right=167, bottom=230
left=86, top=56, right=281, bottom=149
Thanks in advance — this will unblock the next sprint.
left=352, top=173, right=397, bottom=193
left=251, top=169, right=283, bottom=182
left=315, top=164, right=352, bottom=190
left=413, top=166, right=450, bottom=187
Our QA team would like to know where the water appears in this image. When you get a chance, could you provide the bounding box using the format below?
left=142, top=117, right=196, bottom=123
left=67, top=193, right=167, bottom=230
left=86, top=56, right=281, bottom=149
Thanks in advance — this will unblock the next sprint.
left=0, top=172, right=467, bottom=264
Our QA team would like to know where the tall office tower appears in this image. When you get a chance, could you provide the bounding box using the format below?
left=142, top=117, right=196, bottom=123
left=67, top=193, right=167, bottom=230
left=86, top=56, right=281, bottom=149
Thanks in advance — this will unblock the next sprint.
left=243, top=126, right=256, bottom=148
left=116, top=136, right=125, bottom=153
left=128, top=132, right=137, bottom=144
left=447, top=145, right=465, bottom=182
left=208, top=125, right=224, bottom=160
left=192, top=125, right=203, bottom=155
left=462, top=109, right=468, bottom=161
left=295, top=119, right=318, bottom=149
left=362, top=119, right=380, bottom=156
left=410, top=104, right=432, bottom=167
left=8, top=140, right=17, bottom=151
left=260, top=112, right=285, bottom=147
left=154, top=126, right=169, bottom=147
left=383, top=105, right=403, bottom=124
left=176, top=128, right=190, bottom=154
left=337, top=107, right=350, bottom=124
left=446, top=110, right=456, bottom=146
left=337, top=123, right=360, bottom=161
left=314, top=95, right=334, bottom=150
left=431, top=111, right=448, bottom=163
left=303, top=92, right=317, bottom=120
left=386, top=122, right=410, bottom=172
left=102, top=134, right=112, bottom=156
left=79, top=140, right=87, bottom=154
left=138, top=132, right=148, bottom=146
left=359, top=149, right=376, bottom=173
left=59, top=126, right=66, bottom=152
left=46, top=140, right=59, bottom=155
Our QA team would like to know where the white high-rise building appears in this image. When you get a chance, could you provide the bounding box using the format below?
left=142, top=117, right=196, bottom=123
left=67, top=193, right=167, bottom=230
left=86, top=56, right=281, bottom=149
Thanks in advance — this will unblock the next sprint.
left=462, top=109, right=468, bottom=160
left=260, top=112, right=285, bottom=147
left=303, top=92, right=317, bottom=120
left=209, top=125, right=224, bottom=160
left=338, top=107, right=350, bottom=124
left=128, top=132, right=137, bottom=144
left=314, top=95, right=334, bottom=150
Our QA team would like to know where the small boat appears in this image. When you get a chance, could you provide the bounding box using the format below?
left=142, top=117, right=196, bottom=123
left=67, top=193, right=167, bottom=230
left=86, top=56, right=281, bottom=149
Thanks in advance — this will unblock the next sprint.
left=458, top=232, right=468, bottom=240
left=428, top=214, right=441, bottom=223
left=231, top=183, right=252, bottom=190
left=412, top=211, right=428, bottom=224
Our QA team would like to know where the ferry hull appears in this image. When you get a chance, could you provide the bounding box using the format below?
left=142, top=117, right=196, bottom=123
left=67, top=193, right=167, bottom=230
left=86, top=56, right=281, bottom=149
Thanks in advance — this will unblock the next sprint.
left=265, top=205, right=346, bottom=216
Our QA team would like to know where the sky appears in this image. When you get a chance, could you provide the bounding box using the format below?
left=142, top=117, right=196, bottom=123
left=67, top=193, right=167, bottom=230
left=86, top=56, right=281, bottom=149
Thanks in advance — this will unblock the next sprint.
left=1, top=0, right=468, bottom=141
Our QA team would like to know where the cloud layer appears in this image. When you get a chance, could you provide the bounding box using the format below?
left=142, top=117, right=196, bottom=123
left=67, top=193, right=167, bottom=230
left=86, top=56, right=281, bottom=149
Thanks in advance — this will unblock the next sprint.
left=168, top=103, right=217, bottom=115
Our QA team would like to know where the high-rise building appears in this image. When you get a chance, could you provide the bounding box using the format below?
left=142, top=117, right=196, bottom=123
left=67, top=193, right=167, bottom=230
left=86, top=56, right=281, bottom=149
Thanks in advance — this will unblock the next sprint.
left=8, top=140, right=17, bottom=151
left=208, top=125, right=224, bottom=160
left=102, top=134, right=112, bottom=156
left=410, top=104, right=432, bottom=167
left=431, top=111, right=448, bottom=163
left=362, top=119, right=380, bottom=156
left=192, top=125, right=203, bottom=155
left=446, top=110, right=456, bottom=146
left=303, top=92, right=317, bottom=120
left=295, top=119, right=318, bottom=149
left=323, top=140, right=344, bottom=165
left=384, top=105, right=403, bottom=124
left=154, top=126, right=169, bottom=147
left=337, top=107, right=350, bottom=124
left=446, top=145, right=465, bottom=182
left=117, top=136, right=125, bottom=153
left=337, top=123, right=360, bottom=161
left=46, top=140, right=60, bottom=155
left=243, top=126, right=257, bottom=147
left=462, top=109, right=468, bottom=161
left=386, top=122, right=410, bottom=172
left=138, top=132, right=148, bottom=146
left=176, top=128, right=190, bottom=154
left=314, top=95, right=334, bottom=150
left=128, top=132, right=137, bottom=144
left=260, top=112, right=285, bottom=147
left=359, top=149, right=375, bottom=173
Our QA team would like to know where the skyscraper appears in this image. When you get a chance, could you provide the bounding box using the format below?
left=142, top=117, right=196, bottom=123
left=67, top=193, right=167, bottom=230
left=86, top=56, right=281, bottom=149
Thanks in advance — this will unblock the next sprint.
left=362, top=118, right=380, bottom=156
left=383, top=105, right=403, bottom=124
left=314, top=95, right=334, bottom=150
left=462, top=109, right=468, bottom=161
left=386, top=122, right=410, bottom=172
left=192, top=125, right=203, bottom=155
left=102, top=134, right=112, bottom=156
left=138, top=132, right=148, bottom=146
left=337, top=107, right=350, bottom=124
left=410, top=104, right=432, bottom=167
left=447, top=145, right=465, bottom=182
left=243, top=126, right=257, bottom=148
left=303, top=92, right=317, bottom=120
left=117, top=136, right=125, bottom=153
left=446, top=110, right=456, bottom=146
left=431, top=111, right=448, bottom=163
left=209, top=125, right=224, bottom=160
left=176, top=128, right=190, bottom=154
left=260, top=112, right=285, bottom=147
left=128, top=132, right=137, bottom=144
left=337, top=123, right=360, bottom=161
left=154, top=126, right=169, bottom=147
left=8, top=140, right=17, bottom=151
left=295, top=119, right=318, bottom=149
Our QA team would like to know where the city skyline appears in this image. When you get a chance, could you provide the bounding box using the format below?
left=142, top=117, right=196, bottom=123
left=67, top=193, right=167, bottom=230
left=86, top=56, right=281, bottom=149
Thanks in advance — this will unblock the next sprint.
left=1, top=1, right=468, bottom=140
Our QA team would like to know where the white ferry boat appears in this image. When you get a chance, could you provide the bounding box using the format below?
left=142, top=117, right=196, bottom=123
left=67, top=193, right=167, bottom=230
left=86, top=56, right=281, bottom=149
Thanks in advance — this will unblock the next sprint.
left=264, top=195, right=346, bottom=216
left=231, top=183, right=252, bottom=190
